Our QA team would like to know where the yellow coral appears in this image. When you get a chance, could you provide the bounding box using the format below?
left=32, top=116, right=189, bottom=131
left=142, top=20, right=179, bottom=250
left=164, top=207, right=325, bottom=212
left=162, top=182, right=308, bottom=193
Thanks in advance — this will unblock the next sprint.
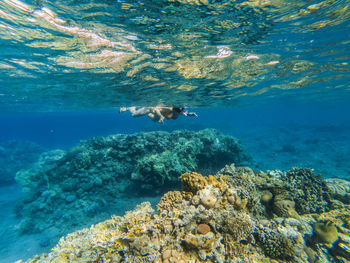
left=181, top=191, right=193, bottom=200
left=121, top=225, right=147, bottom=240
left=183, top=232, right=216, bottom=250
left=207, top=175, right=227, bottom=191
left=180, top=172, right=228, bottom=194
left=180, top=172, right=207, bottom=193
left=157, top=191, right=183, bottom=213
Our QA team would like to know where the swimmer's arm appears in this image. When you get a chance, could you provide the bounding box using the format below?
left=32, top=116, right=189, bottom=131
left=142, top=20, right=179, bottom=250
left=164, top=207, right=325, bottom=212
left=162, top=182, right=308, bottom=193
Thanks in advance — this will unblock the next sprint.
left=183, top=111, right=198, bottom=117
left=154, top=107, right=165, bottom=123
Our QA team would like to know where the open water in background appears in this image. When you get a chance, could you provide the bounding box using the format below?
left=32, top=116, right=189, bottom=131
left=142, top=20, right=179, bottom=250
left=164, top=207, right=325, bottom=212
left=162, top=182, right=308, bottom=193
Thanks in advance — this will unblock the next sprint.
left=0, top=0, right=350, bottom=262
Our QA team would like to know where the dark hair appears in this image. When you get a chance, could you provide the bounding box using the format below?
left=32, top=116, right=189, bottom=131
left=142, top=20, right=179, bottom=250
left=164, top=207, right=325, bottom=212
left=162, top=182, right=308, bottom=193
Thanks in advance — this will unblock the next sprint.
left=174, top=107, right=184, bottom=113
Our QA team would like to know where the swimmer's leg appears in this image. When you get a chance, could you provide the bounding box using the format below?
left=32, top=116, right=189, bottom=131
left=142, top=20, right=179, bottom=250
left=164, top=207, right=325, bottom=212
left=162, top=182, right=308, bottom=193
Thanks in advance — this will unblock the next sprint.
left=120, top=106, right=149, bottom=116
left=120, top=106, right=155, bottom=118
left=119, top=106, right=132, bottom=113
left=131, top=107, right=153, bottom=117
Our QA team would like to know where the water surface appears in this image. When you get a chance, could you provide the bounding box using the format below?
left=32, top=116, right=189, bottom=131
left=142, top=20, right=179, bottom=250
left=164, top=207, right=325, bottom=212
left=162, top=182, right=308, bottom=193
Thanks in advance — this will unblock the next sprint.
left=0, top=0, right=349, bottom=110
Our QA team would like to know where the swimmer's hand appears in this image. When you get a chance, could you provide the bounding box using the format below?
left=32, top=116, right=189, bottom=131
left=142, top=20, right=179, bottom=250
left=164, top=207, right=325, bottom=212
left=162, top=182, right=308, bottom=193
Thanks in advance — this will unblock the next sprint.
left=159, top=117, right=164, bottom=124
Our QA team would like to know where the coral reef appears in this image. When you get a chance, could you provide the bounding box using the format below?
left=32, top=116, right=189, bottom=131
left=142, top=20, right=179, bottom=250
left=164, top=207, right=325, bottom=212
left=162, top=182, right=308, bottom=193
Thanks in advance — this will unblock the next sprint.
left=14, top=129, right=250, bottom=234
left=0, top=140, right=44, bottom=185
left=19, top=164, right=350, bottom=263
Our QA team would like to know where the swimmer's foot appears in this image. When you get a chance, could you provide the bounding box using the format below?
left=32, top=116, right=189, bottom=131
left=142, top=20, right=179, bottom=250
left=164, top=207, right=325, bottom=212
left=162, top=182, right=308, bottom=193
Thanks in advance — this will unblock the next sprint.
left=119, top=107, right=127, bottom=113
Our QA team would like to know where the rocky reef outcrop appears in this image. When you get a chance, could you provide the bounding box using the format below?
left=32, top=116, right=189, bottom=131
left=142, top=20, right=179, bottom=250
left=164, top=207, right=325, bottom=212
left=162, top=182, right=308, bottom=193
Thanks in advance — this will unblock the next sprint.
left=15, top=129, right=250, bottom=234
left=0, top=140, right=44, bottom=185
left=19, top=164, right=350, bottom=263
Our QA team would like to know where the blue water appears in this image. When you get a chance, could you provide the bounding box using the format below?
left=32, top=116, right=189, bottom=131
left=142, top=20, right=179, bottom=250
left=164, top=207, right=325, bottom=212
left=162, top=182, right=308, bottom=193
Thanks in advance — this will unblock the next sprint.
left=1, top=103, right=350, bottom=173
left=0, top=0, right=350, bottom=262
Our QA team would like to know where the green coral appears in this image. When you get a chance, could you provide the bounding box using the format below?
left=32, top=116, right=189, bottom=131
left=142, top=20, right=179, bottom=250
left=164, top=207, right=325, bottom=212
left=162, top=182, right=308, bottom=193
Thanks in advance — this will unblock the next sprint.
left=132, top=138, right=200, bottom=190
left=15, top=129, right=250, bottom=234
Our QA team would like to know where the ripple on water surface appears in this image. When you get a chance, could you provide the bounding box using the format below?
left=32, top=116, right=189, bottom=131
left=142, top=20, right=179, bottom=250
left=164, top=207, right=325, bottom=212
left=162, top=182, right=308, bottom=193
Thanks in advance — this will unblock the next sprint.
left=0, top=0, right=349, bottom=110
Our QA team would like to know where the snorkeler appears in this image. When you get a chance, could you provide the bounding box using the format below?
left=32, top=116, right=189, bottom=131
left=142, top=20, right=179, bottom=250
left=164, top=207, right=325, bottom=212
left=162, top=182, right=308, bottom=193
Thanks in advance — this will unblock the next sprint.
left=119, top=106, right=197, bottom=123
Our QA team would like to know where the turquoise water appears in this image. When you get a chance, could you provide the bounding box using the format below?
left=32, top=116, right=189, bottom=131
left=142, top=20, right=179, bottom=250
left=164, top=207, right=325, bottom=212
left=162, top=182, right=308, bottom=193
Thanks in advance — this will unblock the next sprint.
left=0, top=0, right=350, bottom=262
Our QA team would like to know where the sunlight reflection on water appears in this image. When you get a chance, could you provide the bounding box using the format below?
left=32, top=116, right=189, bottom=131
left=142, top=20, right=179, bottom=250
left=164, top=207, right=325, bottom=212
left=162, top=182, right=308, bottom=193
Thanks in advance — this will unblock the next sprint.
left=0, top=0, right=349, bottom=110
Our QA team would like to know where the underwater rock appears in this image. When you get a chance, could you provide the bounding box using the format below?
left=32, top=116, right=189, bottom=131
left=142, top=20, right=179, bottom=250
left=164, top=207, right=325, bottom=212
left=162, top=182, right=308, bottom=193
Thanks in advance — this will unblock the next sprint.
left=39, top=237, right=51, bottom=248
left=14, top=129, right=250, bottom=234
left=0, top=140, right=44, bottom=185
